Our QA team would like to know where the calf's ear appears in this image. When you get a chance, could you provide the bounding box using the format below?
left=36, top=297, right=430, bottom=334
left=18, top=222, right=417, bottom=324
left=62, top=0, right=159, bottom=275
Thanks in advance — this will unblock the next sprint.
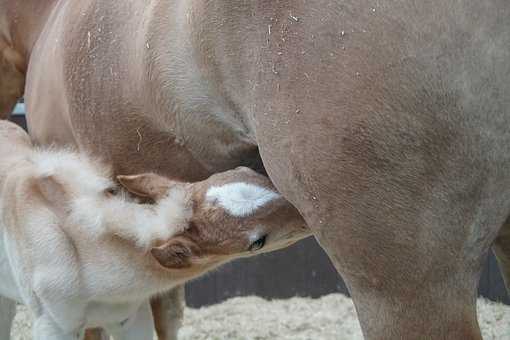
left=151, top=236, right=200, bottom=269
left=33, top=175, right=70, bottom=215
left=117, top=173, right=178, bottom=201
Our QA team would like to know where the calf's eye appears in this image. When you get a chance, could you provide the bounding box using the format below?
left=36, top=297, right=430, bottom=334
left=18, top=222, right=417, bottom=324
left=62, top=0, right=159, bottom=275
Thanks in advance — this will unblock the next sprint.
left=105, top=186, right=120, bottom=197
left=249, top=235, right=267, bottom=252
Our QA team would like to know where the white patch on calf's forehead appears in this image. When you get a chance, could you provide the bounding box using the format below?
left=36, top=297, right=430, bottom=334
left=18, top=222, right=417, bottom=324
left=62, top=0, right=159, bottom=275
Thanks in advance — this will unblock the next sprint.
left=205, top=182, right=280, bottom=217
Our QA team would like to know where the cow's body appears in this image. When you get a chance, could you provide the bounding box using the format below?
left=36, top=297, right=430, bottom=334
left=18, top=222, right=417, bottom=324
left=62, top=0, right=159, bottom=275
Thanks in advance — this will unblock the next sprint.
left=2, top=0, right=510, bottom=339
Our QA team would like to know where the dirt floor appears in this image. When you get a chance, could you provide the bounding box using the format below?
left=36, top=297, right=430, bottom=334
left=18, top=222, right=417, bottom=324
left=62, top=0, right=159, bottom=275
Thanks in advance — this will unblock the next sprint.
left=11, top=294, right=510, bottom=339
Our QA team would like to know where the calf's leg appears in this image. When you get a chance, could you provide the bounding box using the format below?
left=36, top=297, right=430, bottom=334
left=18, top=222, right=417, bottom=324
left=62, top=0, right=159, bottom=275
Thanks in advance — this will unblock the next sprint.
left=32, top=314, right=83, bottom=340
left=151, top=285, right=185, bottom=340
left=107, top=302, right=154, bottom=340
left=83, top=329, right=109, bottom=340
left=0, top=296, right=16, bottom=340
left=82, top=284, right=185, bottom=340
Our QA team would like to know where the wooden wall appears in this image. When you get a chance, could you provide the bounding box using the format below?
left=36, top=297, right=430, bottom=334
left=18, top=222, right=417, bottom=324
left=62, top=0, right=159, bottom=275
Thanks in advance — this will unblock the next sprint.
left=185, top=236, right=510, bottom=308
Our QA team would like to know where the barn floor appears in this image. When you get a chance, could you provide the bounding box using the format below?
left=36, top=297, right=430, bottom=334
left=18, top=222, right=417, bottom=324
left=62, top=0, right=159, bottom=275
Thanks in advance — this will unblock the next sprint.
left=11, top=294, right=510, bottom=339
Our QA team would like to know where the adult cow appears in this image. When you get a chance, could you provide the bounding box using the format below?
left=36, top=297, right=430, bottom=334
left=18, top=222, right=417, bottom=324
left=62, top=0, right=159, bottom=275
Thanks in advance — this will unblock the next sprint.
left=2, top=0, right=510, bottom=339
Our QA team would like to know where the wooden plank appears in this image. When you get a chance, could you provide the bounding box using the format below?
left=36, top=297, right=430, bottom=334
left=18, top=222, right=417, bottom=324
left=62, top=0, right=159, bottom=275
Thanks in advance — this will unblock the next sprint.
left=478, top=253, right=491, bottom=301
left=487, top=250, right=509, bottom=304
left=187, top=241, right=510, bottom=308
left=10, top=114, right=27, bottom=130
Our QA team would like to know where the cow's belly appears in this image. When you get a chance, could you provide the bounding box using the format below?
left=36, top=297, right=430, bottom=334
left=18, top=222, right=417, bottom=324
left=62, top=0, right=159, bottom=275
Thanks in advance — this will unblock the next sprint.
left=24, top=0, right=265, bottom=182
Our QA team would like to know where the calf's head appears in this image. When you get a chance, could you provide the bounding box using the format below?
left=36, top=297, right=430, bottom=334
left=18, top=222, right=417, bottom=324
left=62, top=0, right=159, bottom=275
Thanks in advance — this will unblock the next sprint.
left=118, top=167, right=310, bottom=272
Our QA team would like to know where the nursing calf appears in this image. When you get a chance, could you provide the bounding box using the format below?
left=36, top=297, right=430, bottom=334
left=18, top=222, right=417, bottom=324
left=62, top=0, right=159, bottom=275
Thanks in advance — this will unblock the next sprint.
left=0, top=121, right=309, bottom=339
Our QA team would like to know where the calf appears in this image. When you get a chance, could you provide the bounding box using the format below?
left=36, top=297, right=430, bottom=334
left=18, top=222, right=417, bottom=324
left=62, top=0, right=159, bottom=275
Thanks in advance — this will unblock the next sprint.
left=0, top=121, right=309, bottom=340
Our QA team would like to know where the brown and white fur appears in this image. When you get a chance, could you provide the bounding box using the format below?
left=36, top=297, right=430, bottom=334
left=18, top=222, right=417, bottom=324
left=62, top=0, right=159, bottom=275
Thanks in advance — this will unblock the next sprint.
left=0, top=121, right=309, bottom=340
left=3, top=1, right=510, bottom=339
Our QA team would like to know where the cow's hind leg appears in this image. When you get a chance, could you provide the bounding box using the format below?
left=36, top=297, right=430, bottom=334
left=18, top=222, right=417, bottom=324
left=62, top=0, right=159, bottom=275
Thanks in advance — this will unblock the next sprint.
left=348, top=272, right=482, bottom=339
left=107, top=302, right=154, bottom=340
left=0, top=296, right=16, bottom=340
left=310, top=219, right=486, bottom=340
left=493, top=217, right=510, bottom=294
left=261, top=148, right=488, bottom=339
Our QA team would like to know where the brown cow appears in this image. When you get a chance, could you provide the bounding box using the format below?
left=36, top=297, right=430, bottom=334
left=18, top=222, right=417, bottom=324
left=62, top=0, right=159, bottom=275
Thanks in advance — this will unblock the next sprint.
left=2, top=0, right=510, bottom=339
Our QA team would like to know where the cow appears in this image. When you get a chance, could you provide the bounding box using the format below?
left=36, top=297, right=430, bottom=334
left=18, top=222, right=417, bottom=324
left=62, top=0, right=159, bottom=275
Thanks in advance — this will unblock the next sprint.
left=2, top=0, right=510, bottom=339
